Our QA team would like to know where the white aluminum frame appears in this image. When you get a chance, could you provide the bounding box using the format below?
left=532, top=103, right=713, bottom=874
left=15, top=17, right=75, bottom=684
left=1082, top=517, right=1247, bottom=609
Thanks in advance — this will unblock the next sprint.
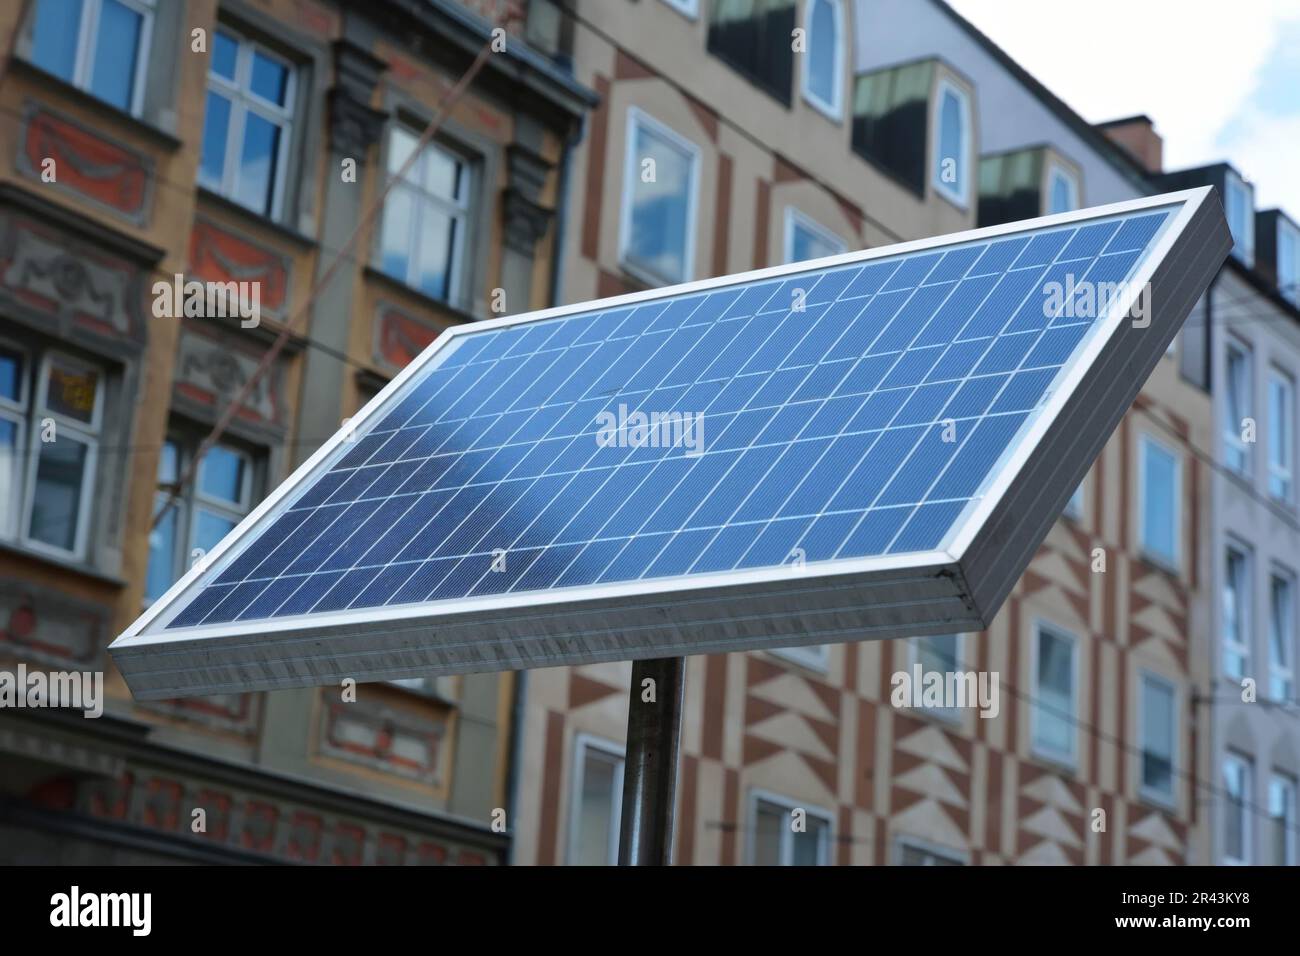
left=1029, top=618, right=1078, bottom=769
left=1268, top=772, right=1297, bottom=866
left=746, top=787, right=834, bottom=866
left=930, top=77, right=972, bottom=210
left=1223, top=336, right=1253, bottom=476
left=1137, top=431, right=1181, bottom=572
left=1223, top=540, right=1253, bottom=681
left=1045, top=159, right=1080, bottom=215
left=1222, top=751, right=1253, bottom=865
left=20, top=350, right=104, bottom=561
left=1136, top=668, right=1177, bottom=807
left=201, top=26, right=296, bottom=221
left=1267, top=367, right=1294, bottom=503
left=617, top=106, right=701, bottom=287
left=567, top=733, right=625, bottom=866
left=109, top=187, right=1229, bottom=700
left=783, top=206, right=847, bottom=265
left=800, top=0, right=845, bottom=122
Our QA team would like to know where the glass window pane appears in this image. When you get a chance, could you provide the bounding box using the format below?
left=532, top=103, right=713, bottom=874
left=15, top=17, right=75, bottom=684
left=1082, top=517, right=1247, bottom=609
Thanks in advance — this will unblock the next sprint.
left=1141, top=440, right=1177, bottom=563
left=387, top=127, right=418, bottom=180
left=145, top=497, right=179, bottom=602
left=235, top=112, right=282, bottom=215
left=1034, top=628, right=1074, bottom=758
left=1224, top=757, right=1248, bottom=861
left=1270, top=575, right=1294, bottom=699
left=1224, top=550, right=1249, bottom=679
left=157, top=438, right=179, bottom=485
left=754, top=803, right=783, bottom=865
left=31, top=0, right=83, bottom=82
left=806, top=0, right=837, bottom=109
left=423, top=147, right=462, bottom=201
left=790, top=222, right=843, bottom=264
left=199, top=90, right=232, bottom=188
left=211, top=30, right=238, bottom=80
left=195, top=509, right=237, bottom=555
left=416, top=206, right=457, bottom=300
left=1141, top=678, right=1173, bottom=796
left=0, top=417, right=18, bottom=537
left=199, top=446, right=245, bottom=504
left=791, top=817, right=826, bottom=865
left=625, top=121, right=694, bottom=283
left=43, top=358, right=99, bottom=425
left=936, top=88, right=965, bottom=200
left=1048, top=170, right=1076, bottom=214
left=28, top=435, right=89, bottom=552
left=89, top=0, right=142, bottom=111
left=0, top=347, right=23, bottom=403
left=250, top=50, right=289, bottom=106
left=575, top=750, right=618, bottom=865
left=379, top=185, right=415, bottom=284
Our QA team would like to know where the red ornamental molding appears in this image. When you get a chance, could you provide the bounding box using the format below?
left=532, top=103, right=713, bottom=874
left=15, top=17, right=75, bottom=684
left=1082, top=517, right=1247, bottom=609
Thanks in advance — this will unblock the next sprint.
left=20, top=105, right=152, bottom=221
left=375, top=304, right=441, bottom=370
left=187, top=219, right=290, bottom=315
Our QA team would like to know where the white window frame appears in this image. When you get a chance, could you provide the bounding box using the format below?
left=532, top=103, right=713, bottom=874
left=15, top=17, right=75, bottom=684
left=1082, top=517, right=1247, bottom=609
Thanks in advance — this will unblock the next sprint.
left=200, top=27, right=297, bottom=220
left=1223, top=752, right=1253, bottom=865
left=910, top=632, right=964, bottom=723
left=1030, top=620, right=1078, bottom=768
left=1278, top=217, right=1300, bottom=306
left=1268, top=567, right=1295, bottom=702
left=1045, top=160, right=1079, bottom=215
left=32, top=0, right=155, bottom=116
left=1063, top=475, right=1086, bottom=521
left=1137, top=433, right=1181, bottom=571
left=783, top=207, right=847, bottom=265
left=1137, top=670, right=1177, bottom=806
left=930, top=78, right=971, bottom=209
left=895, top=835, right=967, bottom=866
left=746, top=788, right=833, bottom=866
left=618, top=107, right=701, bottom=287
left=800, top=0, right=845, bottom=122
left=659, top=0, right=699, bottom=18
left=1267, top=368, right=1294, bottom=503
left=20, top=351, right=104, bottom=561
left=1223, top=542, right=1252, bottom=682
left=378, top=127, right=475, bottom=307
left=0, top=340, right=30, bottom=541
left=1223, top=338, right=1252, bottom=476
left=1269, top=772, right=1297, bottom=866
left=1224, top=171, right=1254, bottom=267
left=567, top=733, right=625, bottom=866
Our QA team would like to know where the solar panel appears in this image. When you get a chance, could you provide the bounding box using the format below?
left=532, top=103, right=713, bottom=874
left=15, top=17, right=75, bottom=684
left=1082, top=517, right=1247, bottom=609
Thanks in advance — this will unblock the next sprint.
left=111, top=188, right=1230, bottom=699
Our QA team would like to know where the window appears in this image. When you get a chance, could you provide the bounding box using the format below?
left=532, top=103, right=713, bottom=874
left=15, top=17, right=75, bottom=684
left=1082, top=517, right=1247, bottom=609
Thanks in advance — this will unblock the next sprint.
left=911, top=633, right=962, bottom=721
left=3, top=348, right=104, bottom=560
left=146, top=436, right=256, bottom=603
left=1223, top=340, right=1251, bottom=475
left=1063, top=478, right=1085, bottom=520
left=1268, top=370, right=1294, bottom=501
left=770, top=643, right=829, bottom=670
left=568, top=735, right=623, bottom=866
left=1138, top=435, right=1180, bottom=568
left=30, top=0, right=154, bottom=114
left=932, top=80, right=970, bottom=208
left=1269, top=773, right=1296, bottom=866
left=1224, top=172, right=1254, bottom=266
left=1223, top=545, right=1251, bottom=681
left=1279, top=219, right=1299, bottom=306
left=749, top=791, right=831, bottom=865
left=1223, top=753, right=1252, bottom=864
left=1031, top=622, right=1076, bottom=766
left=1139, top=673, right=1175, bottom=803
left=897, top=839, right=964, bottom=866
left=379, top=127, right=473, bottom=305
left=199, top=28, right=296, bottom=219
left=707, top=0, right=796, bottom=105
left=619, top=109, right=699, bottom=286
left=784, top=208, right=846, bottom=264
left=660, top=0, right=699, bottom=16
left=801, top=0, right=844, bottom=120
left=1269, top=571, right=1295, bottom=701
left=1046, top=162, right=1079, bottom=215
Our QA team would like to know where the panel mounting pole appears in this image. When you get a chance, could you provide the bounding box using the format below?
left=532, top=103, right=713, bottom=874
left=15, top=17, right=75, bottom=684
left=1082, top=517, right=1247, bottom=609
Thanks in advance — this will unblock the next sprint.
left=618, top=656, right=685, bottom=865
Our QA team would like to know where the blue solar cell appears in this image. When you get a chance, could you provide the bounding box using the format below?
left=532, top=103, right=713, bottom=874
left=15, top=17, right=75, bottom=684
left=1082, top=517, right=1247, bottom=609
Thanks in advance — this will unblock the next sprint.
left=169, top=206, right=1173, bottom=628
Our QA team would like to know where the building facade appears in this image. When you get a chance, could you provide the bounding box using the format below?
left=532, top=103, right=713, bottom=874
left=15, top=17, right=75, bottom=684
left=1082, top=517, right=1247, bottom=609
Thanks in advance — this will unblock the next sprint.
left=0, top=0, right=591, bottom=863
left=510, top=0, right=1216, bottom=866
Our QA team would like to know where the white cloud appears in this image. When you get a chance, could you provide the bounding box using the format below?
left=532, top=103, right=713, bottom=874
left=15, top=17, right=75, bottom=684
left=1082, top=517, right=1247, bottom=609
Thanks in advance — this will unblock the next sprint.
left=946, top=0, right=1300, bottom=214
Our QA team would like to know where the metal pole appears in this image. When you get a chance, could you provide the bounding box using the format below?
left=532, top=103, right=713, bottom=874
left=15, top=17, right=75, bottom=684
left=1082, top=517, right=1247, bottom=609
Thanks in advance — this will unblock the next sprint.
left=618, top=656, right=685, bottom=865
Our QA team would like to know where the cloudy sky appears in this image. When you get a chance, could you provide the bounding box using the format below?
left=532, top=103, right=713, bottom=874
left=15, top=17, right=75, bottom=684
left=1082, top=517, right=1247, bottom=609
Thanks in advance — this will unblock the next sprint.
left=947, top=0, right=1300, bottom=217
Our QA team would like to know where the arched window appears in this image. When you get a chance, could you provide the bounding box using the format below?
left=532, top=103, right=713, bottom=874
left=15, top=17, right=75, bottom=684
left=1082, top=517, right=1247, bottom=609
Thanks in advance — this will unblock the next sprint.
left=932, top=79, right=971, bottom=207
left=802, top=0, right=843, bottom=119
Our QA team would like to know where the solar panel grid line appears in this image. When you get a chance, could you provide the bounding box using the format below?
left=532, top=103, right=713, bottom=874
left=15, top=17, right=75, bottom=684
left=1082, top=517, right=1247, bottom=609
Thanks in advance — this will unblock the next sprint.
left=856, top=222, right=1121, bottom=555
left=171, top=206, right=1177, bottom=630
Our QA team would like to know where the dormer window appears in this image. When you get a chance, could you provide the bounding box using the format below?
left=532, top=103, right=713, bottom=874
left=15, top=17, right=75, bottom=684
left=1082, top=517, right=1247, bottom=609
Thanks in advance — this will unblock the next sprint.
left=976, top=146, right=1081, bottom=228
left=802, top=0, right=845, bottom=120
left=1278, top=217, right=1299, bottom=307
left=1046, top=160, right=1079, bottom=214
left=707, top=0, right=796, bottom=106
left=852, top=59, right=975, bottom=208
left=1224, top=170, right=1255, bottom=266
